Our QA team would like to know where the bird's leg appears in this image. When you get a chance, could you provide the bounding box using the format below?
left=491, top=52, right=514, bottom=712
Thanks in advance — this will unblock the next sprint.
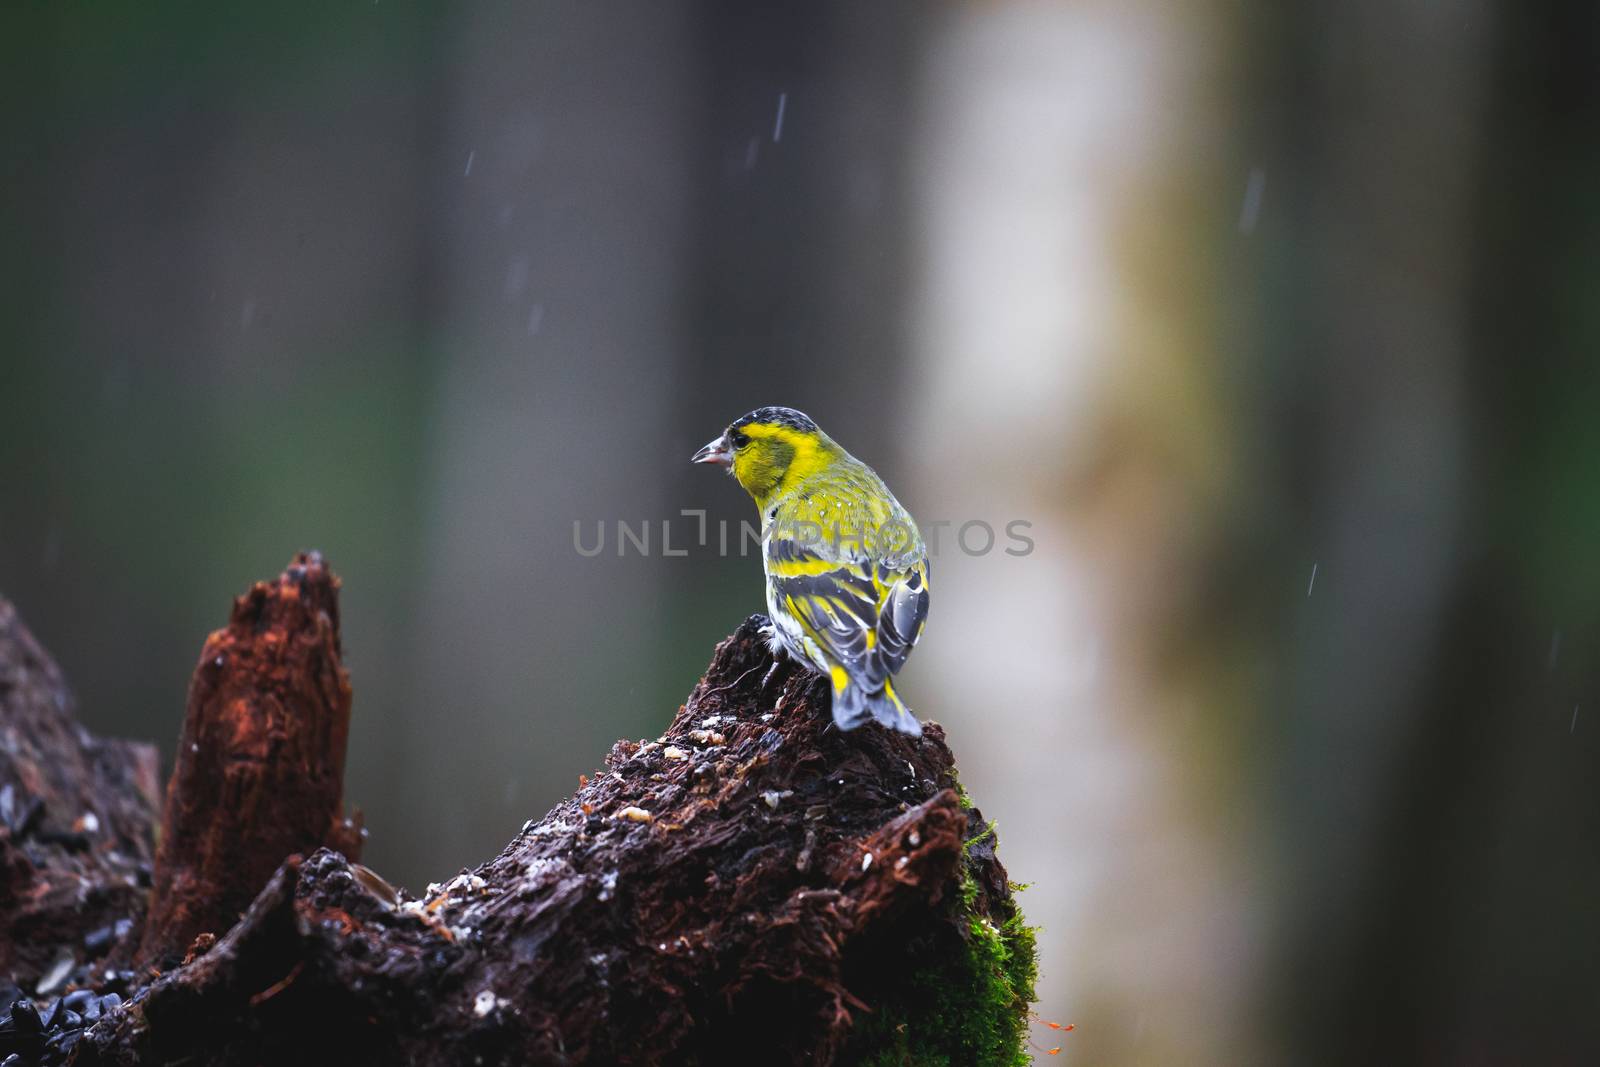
left=757, top=616, right=788, bottom=692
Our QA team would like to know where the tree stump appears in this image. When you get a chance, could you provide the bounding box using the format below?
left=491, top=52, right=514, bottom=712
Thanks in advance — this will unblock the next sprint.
left=1, top=557, right=1038, bottom=1066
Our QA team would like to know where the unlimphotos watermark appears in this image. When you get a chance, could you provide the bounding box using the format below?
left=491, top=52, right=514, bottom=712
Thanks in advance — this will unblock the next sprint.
left=572, top=511, right=1035, bottom=558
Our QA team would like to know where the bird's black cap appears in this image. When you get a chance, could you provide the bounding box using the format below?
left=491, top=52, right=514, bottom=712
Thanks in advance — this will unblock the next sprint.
left=730, top=406, right=819, bottom=434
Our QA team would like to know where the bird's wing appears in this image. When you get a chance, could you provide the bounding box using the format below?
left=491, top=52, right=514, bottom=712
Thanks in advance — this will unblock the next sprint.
left=765, top=534, right=929, bottom=690
left=871, top=556, right=930, bottom=679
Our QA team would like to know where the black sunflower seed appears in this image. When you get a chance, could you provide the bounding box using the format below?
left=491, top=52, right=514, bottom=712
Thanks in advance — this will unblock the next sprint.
left=9, top=1000, right=39, bottom=1036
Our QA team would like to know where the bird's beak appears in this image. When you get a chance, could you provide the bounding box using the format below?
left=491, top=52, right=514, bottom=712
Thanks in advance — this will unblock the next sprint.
left=691, top=434, right=733, bottom=467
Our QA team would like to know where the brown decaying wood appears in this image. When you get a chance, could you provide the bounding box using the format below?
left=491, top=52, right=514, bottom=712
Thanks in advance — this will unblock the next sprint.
left=0, top=557, right=1021, bottom=1065
left=0, top=596, right=160, bottom=988
left=136, top=551, right=362, bottom=967
left=77, top=613, right=1017, bottom=1066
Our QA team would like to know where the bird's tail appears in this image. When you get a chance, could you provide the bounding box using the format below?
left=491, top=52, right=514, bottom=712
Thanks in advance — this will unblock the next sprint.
left=831, top=673, right=922, bottom=737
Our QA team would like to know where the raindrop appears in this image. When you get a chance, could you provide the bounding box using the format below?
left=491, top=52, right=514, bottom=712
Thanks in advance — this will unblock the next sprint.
left=772, top=92, right=788, bottom=142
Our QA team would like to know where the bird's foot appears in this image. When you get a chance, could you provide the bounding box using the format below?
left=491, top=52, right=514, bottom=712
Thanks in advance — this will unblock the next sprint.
left=757, top=618, right=785, bottom=652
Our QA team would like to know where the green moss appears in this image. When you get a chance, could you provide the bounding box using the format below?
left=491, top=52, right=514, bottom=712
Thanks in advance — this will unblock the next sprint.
left=951, top=773, right=976, bottom=811
left=851, top=872, right=1039, bottom=1066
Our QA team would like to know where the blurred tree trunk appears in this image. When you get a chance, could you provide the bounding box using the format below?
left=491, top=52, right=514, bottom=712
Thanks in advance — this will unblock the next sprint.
left=1265, top=3, right=1600, bottom=1062
left=398, top=0, right=697, bottom=887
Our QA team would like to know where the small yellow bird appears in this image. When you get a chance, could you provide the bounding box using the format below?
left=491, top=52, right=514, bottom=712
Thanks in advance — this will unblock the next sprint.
left=693, top=406, right=929, bottom=736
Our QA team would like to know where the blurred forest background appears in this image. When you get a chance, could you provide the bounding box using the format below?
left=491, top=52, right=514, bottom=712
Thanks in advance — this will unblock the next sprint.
left=3, top=2, right=1598, bottom=1063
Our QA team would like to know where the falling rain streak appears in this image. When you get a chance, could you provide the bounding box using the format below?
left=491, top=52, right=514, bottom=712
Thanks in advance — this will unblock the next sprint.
left=1238, top=167, right=1266, bottom=233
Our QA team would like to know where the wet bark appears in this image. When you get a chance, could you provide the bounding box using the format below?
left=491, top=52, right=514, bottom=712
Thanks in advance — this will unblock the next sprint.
left=0, top=596, right=160, bottom=1048
left=1, top=559, right=1028, bottom=1066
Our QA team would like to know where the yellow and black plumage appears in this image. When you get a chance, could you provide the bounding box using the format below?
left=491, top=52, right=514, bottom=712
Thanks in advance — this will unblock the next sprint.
left=692, top=406, right=929, bottom=736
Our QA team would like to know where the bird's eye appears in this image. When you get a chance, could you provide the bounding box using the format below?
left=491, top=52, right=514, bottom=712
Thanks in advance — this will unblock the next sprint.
left=729, top=430, right=749, bottom=448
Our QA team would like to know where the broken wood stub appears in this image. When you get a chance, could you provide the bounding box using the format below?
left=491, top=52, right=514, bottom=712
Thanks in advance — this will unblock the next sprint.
left=0, top=597, right=160, bottom=985
left=137, top=551, right=362, bottom=967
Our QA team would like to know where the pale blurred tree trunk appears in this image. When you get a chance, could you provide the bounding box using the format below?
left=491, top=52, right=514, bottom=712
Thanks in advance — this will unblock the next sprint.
left=905, top=4, right=1254, bottom=1063
left=907, top=1, right=1496, bottom=1062
left=1260, top=3, right=1600, bottom=1063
